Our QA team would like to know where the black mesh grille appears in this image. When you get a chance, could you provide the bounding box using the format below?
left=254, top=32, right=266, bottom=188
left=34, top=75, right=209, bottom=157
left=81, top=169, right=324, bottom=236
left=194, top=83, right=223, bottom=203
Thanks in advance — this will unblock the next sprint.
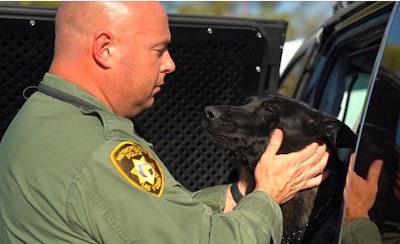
left=134, top=41, right=248, bottom=190
left=0, top=18, right=54, bottom=140
left=0, top=9, right=285, bottom=191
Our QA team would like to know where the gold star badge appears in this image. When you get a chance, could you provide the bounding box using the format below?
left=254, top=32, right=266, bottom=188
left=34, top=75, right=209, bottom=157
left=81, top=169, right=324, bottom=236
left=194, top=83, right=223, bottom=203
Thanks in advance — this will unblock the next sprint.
left=131, top=157, right=155, bottom=185
left=110, top=142, right=164, bottom=197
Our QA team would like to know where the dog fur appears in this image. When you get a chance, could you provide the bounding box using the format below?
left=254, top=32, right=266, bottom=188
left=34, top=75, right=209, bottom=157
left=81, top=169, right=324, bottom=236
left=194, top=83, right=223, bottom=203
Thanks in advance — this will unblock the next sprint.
left=203, top=93, right=356, bottom=243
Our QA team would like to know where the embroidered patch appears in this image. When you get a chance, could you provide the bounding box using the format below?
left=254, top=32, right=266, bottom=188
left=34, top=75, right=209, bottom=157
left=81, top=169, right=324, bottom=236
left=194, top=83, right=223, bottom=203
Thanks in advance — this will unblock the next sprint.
left=111, top=141, right=164, bottom=197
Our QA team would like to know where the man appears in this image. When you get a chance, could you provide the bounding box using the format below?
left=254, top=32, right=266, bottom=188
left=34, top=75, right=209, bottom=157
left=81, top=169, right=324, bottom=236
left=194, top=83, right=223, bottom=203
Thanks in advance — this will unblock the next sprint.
left=0, top=2, right=328, bottom=243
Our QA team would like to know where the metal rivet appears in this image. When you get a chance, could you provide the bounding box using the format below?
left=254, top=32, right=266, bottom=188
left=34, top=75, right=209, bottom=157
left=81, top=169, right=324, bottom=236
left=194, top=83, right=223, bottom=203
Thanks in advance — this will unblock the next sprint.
left=207, top=28, right=213, bottom=34
left=256, top=32, right=262, bottom=38
left=256, top=66, right=261, bottom=72
left=29, top=20, right=36, bottom=26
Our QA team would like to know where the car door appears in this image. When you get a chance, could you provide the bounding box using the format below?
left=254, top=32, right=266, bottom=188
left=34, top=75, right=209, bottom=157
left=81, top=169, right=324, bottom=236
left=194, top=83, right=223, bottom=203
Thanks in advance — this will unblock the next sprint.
left=340, top=2, right=400, bottom=241
left=278, top=1, right=398, bottom=243
left=0, top=4, right=287, bottom=190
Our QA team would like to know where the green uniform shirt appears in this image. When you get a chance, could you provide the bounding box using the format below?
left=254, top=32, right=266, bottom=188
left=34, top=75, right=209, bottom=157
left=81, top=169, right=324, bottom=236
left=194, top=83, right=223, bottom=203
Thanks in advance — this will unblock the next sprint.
left=341, top=218, right=400, bottom=244
left=0, top=73, right=283, bottom=243
left=341, top=218, right=382, bottom=244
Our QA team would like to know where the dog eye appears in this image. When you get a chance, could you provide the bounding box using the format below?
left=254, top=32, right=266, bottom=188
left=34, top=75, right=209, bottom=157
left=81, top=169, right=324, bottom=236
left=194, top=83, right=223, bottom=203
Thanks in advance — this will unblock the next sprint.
left=261, top=102, right=279, bottom=114
left=263, top=106, right=275, bottom=113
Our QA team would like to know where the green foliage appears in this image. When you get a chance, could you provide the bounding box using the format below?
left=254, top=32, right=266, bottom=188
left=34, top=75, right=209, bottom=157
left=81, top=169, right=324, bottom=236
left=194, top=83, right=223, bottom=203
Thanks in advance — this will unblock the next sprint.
left=175, top=1, right=235, bottom=16
left=18, top=1, right=60, bottom=7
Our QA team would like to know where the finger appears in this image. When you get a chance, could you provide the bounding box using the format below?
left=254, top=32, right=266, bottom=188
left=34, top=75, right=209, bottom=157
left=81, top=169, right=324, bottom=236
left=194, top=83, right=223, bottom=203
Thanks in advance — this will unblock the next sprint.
left=287, top=142, right=320, bottom=167
left=310, top=144, right=328, bottom=166
left=344, top=153, right=356, bottom=201
left=348, top=153, right=355, bottom=171
left=366, top=159, right=383, bottom=184
left=302, top=172, right=328, bottom=189
left=346, top=153, right=356, bottom=183
left=264, top=129, right=284, bottom=158
left=304, top=151, right=329, bottom=180
left=316, top=151, right=329, bottom=172
left=300, top=144, right=328, bottom=170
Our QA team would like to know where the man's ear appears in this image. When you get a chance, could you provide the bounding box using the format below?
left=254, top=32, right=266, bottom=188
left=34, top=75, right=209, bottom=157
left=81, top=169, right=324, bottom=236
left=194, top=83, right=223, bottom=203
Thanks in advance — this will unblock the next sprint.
left=93, top=30, right=113, bottom=69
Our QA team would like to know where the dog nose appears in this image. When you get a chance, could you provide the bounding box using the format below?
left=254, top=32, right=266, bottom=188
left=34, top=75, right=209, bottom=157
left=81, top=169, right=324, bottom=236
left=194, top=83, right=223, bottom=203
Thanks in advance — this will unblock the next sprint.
left=204, top=106, right=222, bottom=119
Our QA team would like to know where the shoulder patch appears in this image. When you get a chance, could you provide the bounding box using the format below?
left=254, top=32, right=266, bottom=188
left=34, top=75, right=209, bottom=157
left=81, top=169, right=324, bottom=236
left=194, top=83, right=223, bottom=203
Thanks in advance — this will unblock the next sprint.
left=110, top=141, right=164, bottom=197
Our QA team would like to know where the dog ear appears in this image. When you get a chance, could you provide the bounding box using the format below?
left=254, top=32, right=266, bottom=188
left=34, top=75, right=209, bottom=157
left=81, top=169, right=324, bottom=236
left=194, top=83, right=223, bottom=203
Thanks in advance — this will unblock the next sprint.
left=315, top=116, right=356, bottom=149
left=315, top=118, right=341, bottom=147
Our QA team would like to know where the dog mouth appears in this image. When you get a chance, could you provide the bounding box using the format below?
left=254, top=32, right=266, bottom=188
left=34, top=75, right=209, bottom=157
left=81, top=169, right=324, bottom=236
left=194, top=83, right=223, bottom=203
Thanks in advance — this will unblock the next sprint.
left=203, top=120, right=247, bottom=147
left=207, top=131, right=245, bottom=147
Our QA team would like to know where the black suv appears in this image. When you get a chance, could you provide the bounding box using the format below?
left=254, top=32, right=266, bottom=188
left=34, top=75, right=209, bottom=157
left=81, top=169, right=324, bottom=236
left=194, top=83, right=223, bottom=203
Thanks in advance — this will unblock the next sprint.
left=280, top=1, right=400, bottom=242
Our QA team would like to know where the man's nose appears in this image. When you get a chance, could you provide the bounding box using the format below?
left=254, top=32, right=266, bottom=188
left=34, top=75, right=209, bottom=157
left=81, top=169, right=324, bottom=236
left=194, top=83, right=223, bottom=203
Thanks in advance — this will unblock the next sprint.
left=162, top=51, right=176, bottom=74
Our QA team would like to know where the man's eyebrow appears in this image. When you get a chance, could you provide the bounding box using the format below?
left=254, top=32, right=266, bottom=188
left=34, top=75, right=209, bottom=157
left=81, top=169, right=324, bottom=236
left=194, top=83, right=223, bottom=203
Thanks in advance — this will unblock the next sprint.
left=153, top=40, right=170, bottom=48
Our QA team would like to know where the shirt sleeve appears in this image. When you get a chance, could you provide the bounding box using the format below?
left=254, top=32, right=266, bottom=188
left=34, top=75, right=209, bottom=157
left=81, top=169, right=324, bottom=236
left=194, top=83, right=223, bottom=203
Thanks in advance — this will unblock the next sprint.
left=69, top=173, right=283, bottom=244
left=210, top=191, right=283, bottom=244
left=192, top=185, right=283, bottom=243
left=66, top=140, right=284, bottom=244
left=193, top=185, right=283, bottom=243
left=341, top=217, right=382, bottom=244
left=191, top=185, right=229, bottom=213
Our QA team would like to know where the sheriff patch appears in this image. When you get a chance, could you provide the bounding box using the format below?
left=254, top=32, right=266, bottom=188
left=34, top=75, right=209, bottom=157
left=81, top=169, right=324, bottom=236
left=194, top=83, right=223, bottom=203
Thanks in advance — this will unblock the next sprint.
left=111, top=142, right=164, bottom=197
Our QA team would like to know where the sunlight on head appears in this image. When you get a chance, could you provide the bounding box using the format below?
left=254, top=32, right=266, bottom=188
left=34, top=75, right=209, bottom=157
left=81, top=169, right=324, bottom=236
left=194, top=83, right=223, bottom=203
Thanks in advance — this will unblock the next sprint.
left=102, top=2, right=130, bottom=24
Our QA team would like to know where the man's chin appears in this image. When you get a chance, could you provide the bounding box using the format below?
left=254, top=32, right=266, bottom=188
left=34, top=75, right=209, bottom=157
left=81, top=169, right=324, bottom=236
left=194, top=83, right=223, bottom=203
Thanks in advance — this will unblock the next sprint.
left=144, top=97, right=155, bottom=109
left=128, top=98, right=155, bottom=117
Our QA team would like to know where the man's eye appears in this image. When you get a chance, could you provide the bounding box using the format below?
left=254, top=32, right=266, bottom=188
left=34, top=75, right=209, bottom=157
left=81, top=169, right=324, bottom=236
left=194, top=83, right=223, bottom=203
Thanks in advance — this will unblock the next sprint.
left=155, top=47, right=167, bottom=56
left=153, top=49, right=163, bottom=57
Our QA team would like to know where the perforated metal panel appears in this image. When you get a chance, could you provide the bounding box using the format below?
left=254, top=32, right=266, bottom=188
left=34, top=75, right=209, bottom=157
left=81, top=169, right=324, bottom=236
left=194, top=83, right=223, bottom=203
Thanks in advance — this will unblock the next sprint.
left=0, top=6, right=286, bottom=190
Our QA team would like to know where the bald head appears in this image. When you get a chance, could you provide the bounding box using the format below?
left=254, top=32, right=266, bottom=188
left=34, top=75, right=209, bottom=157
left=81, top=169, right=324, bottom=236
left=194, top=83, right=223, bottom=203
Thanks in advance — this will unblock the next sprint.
left=52, top=1, right=167, bottom=61
left=49, top=1, right=175, bottom=117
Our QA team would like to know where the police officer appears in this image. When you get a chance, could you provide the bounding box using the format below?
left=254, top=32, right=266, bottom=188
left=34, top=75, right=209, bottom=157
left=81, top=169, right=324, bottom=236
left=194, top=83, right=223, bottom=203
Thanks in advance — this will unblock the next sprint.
left=0, top=2, right=329, bottom=243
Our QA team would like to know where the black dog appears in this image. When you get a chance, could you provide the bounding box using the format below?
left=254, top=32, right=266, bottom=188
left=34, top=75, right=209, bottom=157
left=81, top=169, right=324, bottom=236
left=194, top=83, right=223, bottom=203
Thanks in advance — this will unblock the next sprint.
left=203, top=93, right=356, bottom=243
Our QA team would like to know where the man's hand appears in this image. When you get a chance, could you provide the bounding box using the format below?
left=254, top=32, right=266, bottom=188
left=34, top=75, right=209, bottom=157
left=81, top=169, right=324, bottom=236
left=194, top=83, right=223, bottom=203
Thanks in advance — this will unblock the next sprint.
left=344, top=154, right=383, bottom=225
left=253, top=129, right=329, bottom=204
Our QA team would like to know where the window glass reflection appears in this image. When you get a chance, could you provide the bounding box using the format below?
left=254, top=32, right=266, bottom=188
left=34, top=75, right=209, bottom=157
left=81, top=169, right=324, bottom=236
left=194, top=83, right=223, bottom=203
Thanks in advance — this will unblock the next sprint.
left=346, top=4, right=400, bottom=241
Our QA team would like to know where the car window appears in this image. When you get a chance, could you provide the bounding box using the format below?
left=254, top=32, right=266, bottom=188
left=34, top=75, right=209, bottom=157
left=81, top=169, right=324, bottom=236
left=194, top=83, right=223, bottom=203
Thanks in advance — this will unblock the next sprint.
left=279, top=5, right=391, bottom=135
left=278, top=2, right=398, bottom=243
left=342, top=2, right=400, bottom=239
left=337, top=73, right=370, bottom=131
left=314, top=26, right=386, bottom=133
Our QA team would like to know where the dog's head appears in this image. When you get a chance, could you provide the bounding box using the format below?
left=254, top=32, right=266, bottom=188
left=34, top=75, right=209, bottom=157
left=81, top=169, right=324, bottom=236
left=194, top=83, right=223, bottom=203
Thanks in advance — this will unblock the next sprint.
left=203, top=93, right=355, bottom=171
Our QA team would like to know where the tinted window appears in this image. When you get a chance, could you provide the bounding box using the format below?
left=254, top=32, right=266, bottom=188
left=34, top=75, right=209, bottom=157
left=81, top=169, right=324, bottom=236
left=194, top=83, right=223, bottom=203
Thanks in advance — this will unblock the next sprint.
left=278, top=3, right=396, bottom=243
left=310, top=12, right=389, bottom=133
left=347, top=2, right=400, bottom=238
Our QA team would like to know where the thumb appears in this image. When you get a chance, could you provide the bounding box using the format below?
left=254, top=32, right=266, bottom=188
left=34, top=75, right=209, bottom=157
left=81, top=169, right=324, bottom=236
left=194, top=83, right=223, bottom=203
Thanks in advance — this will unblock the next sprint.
left=265, top=129, right=284, bottom=158
left=366, top=159, right=383, bottom=185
